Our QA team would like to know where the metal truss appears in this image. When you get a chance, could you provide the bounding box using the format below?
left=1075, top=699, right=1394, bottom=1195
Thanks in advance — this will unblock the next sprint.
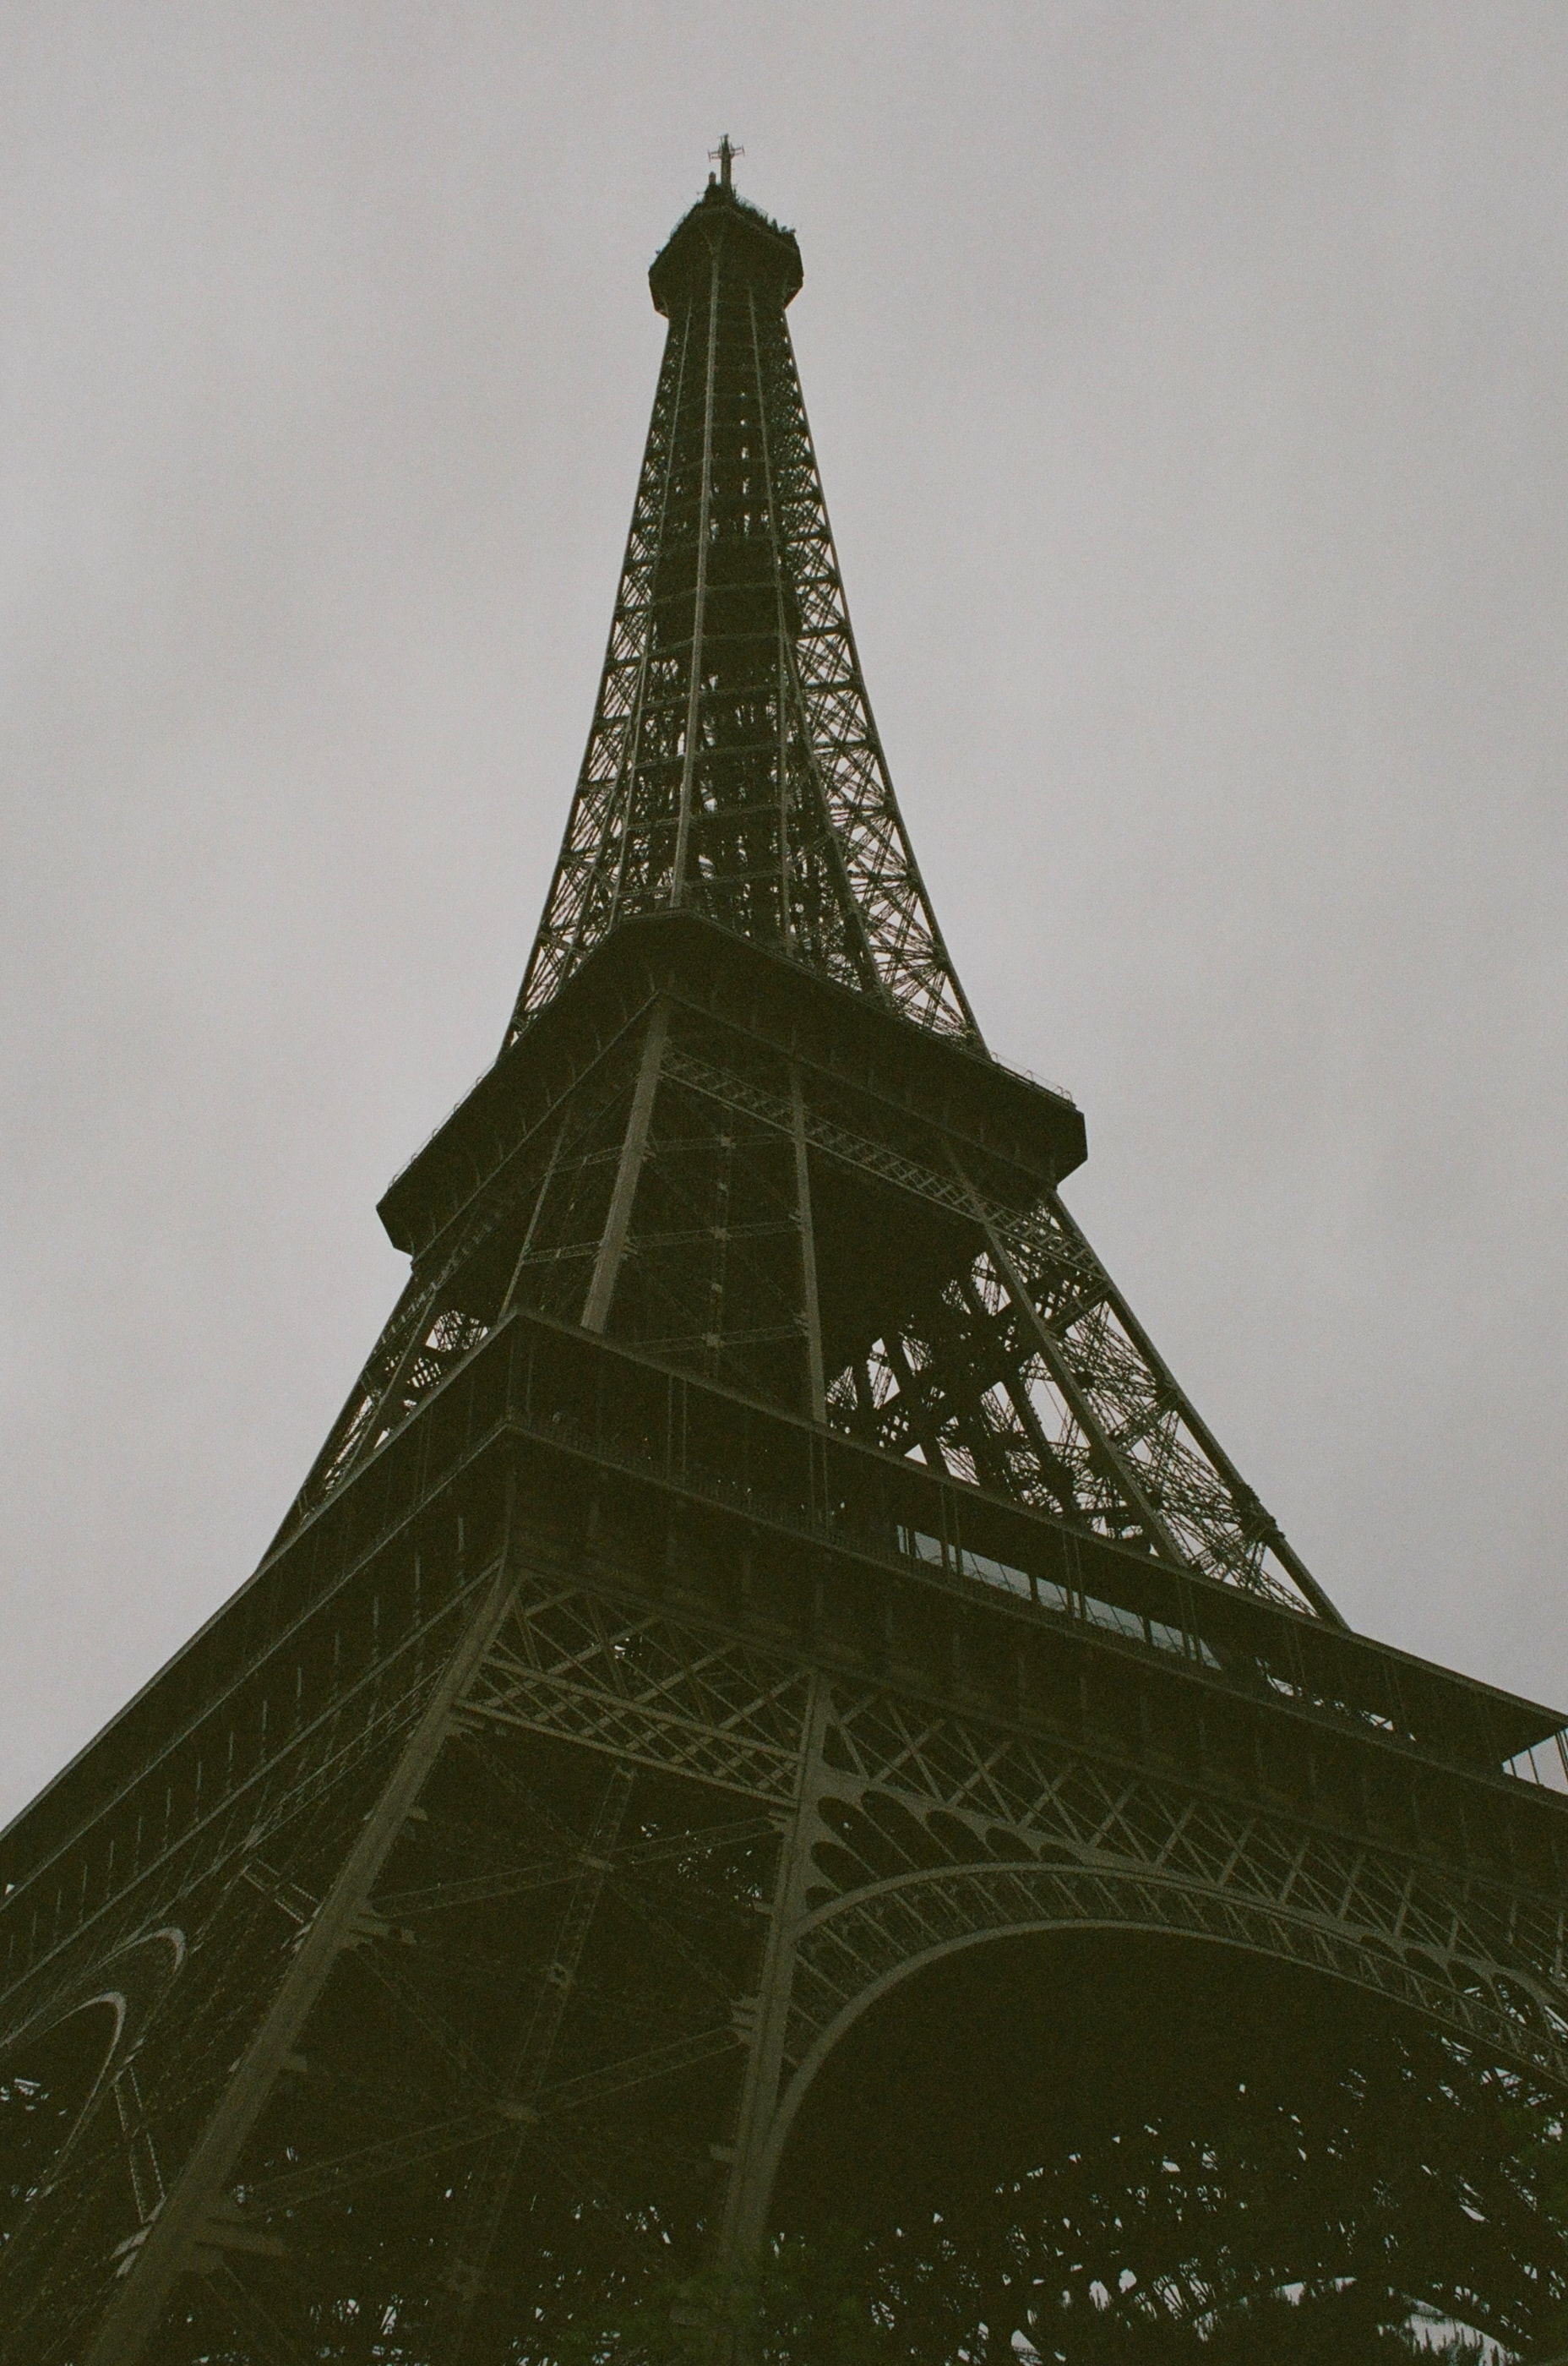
left=442, top=1578, right=1568, bottom=2278
left=409, top=1581, right=1568, bottom=2096
left=264, top=167, right=1340, bottom=1622
left=508, top=184, right=976, bottom=1044
left=465, top=1579, right=810, bottom=1802
left=3, top=1505, right=1565, bottom=2362
left=787, top=1693, right=1568, bottom=2090
left=279, top=1013, right=1339, bottom=1621
left=833, top=1188, right=1335, bottom=1614
left=6, top=168, right=1567, bottom=2363
left=656, top=1038, right=1337, bottom=1615
left=271, top=1027, right=647, bottom=1540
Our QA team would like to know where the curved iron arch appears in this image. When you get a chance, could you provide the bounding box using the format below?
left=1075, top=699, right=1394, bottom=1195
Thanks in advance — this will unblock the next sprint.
left=735, top=1856, right=1568, bottom=2245
left=0, top=1927, right=185, bottom=2211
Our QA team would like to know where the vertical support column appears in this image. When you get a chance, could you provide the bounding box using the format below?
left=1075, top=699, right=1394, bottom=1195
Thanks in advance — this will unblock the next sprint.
left=273, top=1265, right=436, bottom=1539
left=946, top=1149, right=1187, bottom=1567
left=720, top=1672, right=832, bottom=2265
left=670, top=243, right=723, bottom=908
left=498, top=1115, right=569, bottom=1322
left=582, top=1000, right=669, bottom=1333
left=790, top=1066, right=826, bottom=1424
left=442, top=1764, right=636, bottom=2361
left=81, top=1545, right=524, bottom=2366
left=744, top=283, right=796, bottom=951
left=112, top=2065, right=165, bottom=2231
left=1036, top=1185, right=1345, bottom=1625
left=337, top=1273, right=449, bottom=1477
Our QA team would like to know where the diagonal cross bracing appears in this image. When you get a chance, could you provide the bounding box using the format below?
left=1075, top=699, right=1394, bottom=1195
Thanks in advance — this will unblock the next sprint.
left=509, top=186, right=975, bottom=1044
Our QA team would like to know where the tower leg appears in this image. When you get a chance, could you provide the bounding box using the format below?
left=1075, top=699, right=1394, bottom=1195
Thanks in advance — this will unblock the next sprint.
left=582, top=1000, right=668, bottom=1332
left=720, top=1674, right=830, bottom=2267
left=79, top=1552, right=521, bottom=2366
left=438, top=1763, right=636, bottom=2362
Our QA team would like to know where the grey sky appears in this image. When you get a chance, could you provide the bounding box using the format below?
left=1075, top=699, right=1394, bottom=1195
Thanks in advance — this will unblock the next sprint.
left=3, top=3, right=1565, bottom=1819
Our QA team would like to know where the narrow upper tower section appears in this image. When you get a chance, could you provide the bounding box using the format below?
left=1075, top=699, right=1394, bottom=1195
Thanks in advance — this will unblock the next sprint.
left=507, top=166, right=979, bottom=1047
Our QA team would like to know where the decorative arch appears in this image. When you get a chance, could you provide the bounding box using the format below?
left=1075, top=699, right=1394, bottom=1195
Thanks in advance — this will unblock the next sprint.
left=0, top=1927, right=185, bottom=2214
left=738, top=1852, right=1568, bottom=2243
left=0, top=1926, right=186, bottom=2079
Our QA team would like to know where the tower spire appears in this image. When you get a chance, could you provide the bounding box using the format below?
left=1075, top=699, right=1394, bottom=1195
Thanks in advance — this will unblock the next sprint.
left=509, top=173, right=980, bottom=1047
left=709, top=132, right=742, bottom=191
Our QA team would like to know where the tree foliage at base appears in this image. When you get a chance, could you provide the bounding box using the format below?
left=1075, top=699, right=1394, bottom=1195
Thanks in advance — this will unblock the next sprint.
left=563, top=2239, right=1508, bottom=2366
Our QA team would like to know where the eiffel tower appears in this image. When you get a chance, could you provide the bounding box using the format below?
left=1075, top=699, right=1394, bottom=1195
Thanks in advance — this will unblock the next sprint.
left=4, top=150, right=1567, bottom=2365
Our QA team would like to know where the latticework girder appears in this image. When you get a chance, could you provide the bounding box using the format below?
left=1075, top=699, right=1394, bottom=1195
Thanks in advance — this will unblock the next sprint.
left=509, top=183, right=975, bottom=1044
left=259, top=171, right=1348, bottom=1629
left=283, top=983, right=1339, bottom=1621
left=5, top=162, right=1568, bottom=2363
left=3, top=1316, right=1567, bottom=2358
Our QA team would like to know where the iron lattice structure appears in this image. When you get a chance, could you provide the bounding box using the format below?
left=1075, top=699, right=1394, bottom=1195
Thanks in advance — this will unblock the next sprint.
left=3, top=168, right=1567, bottom=2365
left=509, top=178, right=975, bottom=1044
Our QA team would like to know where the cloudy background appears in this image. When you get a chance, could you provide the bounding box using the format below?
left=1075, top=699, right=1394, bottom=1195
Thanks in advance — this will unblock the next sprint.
left=2, top=3, right=1565, bottom=1820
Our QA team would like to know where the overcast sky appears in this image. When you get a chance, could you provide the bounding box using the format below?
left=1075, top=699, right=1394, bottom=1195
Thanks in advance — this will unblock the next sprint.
left=3, top=3, right=1565, bottom=1819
